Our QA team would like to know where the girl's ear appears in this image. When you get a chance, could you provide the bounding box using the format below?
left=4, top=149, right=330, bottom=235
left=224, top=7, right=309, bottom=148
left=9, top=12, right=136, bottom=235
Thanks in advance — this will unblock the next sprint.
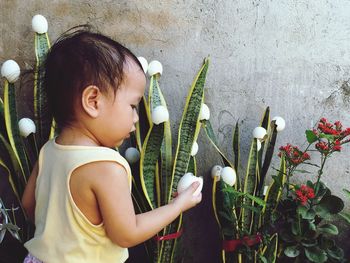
left=81, top=85, right=102, bottom=118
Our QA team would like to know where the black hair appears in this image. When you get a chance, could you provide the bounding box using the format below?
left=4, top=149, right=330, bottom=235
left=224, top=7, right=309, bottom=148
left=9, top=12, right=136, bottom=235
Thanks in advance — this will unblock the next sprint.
left=43, top=25, right=143, bottom=129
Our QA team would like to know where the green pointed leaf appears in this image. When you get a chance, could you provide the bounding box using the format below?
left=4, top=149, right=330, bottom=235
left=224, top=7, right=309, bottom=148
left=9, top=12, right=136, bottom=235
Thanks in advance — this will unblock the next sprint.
left=4, top=81, right=31, bottom=181
left=187, top=156, right=196, bottom=174
left=140, top=124, right=164, bottom=209
left=161, top=58, right=209, bottom=263
left=232, top=121, right=240, bottom=176
left=242, top=138, right=258, bottom=234
left=263, top=156, right=286, bottom=225
left=262, top=233, right=278, bottom=263
left=259, top=123, right=277, bottom=193
left=202, top=120, right=236, bottom=189
left=215, top=181, right=238, bottom=239
left=149, top=77, right=173, bottom=206
left=0, top=98, right=9, bottom=142
left=34, top=32, right=52, bottom=147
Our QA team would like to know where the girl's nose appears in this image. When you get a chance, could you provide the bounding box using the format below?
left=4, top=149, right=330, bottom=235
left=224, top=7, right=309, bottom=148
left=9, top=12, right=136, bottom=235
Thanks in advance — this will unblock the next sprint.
left=133, top=108, right=139, bottom=123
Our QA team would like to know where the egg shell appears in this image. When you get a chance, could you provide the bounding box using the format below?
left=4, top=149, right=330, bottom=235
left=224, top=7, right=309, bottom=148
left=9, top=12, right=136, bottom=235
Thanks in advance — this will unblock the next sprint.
left=221, top=166, right=237, bottom=186
left=177, top=173, right=203, bottom=196
left=199, top=103, right=210, bottom=121
left=151, top=105, right=169, bottom=125
left=18, top=118, right=36, bottom=137
left=32, top=14, right=48, bottom=34
left=137, top=57, right=148, bottom=73
left=272, top=116, right=286, bottom=132
left=211, top=165, right=222, bottom=179
left=125, top=147, right=140, bottom=164
left=191, top=141, right=199, bottom=156
left=1, top=60, right=20, bottom=83
left=147, top=60, right=163, bottom=76
left=253, top=127, right=267, bottom=140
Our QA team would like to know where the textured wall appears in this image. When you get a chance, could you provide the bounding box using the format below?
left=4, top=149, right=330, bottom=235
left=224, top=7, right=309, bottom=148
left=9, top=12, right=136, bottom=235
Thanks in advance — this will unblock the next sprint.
left=1, top=0, right=350, bottom=262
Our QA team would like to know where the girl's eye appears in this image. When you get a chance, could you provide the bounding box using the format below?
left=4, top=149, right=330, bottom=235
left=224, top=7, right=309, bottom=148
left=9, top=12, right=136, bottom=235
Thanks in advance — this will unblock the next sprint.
left=131, top=105, right=139, bottom=111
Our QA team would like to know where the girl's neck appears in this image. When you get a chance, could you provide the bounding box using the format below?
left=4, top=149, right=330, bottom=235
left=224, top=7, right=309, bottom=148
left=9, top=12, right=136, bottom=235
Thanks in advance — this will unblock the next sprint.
left=56, top=125, right=101, bottom=147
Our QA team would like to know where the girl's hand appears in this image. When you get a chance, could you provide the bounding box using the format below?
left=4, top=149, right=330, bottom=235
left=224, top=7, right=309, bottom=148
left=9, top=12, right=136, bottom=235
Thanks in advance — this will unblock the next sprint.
left=172, top=182, right=202, bottom=212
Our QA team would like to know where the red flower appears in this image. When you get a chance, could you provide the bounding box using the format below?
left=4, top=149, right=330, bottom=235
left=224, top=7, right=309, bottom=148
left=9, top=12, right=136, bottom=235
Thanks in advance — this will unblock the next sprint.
left=278, top=144, right=310, bottom=167
left=295, top=185, right=315, bottom=205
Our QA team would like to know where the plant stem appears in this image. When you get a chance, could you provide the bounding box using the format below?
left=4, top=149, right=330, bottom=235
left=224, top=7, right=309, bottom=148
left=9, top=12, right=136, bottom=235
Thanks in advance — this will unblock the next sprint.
left=314, top=155, right=327, bottom=195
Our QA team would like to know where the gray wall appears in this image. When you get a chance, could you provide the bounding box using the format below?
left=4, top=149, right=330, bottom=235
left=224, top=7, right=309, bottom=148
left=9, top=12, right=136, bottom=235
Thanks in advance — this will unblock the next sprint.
left=1, top=0, right=350, bottom=262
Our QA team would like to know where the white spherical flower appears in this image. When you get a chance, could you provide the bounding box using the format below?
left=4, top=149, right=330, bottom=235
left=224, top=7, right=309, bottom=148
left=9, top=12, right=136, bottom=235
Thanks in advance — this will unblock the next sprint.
left=211, top=165, right=222, bottom=179
left=1, top=60, right=20, bottom=83
left=190, top=141, right=199, bottom=156
left=272, top=116, right=286, bottom=132
left=151, top=105, right=169, bottom=125
left=199, top=103, right=210, bottom=121
left=137, top=57, right=148, bottom=74
left=32, top=14, right=48, bottom=34
left=147, top=60, right=163, bottom=77
left=221, top=166, right=236, bottom=186
left=124, top=147, right=140, bottom=164
left=177, top=172, right=203, bottom=196
left=18, top=118, right=36, bottom=137
left=257, top=139, right=261, bottom=151
left=253, top=127, right=267, bottom=140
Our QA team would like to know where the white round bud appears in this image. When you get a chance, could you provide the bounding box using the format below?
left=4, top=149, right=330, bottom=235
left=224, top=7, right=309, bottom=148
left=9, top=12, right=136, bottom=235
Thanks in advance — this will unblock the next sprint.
left=18, top=118, right=36, bottom=137
left=1, top=60, right=20, bottom=83
left=137, top=57, right=148, bottom=74
left=211, top=165, right=222, bottom=179
left=151, top=105, right=169, bottom=125
left=31, top=14, right=48, bottom=34
left=221, top=166, right=237, bottom=186
left=190, top=141, right=199, bottom=156
left=147, top=60, right=163, bottom=76
left=124, top=147, right=140, bottom=164
left=177, top=172, right=203, bottom=196
left=199, top=103, right=210, bottom=121
left=272, top=116, right=286, bottom=132
left=253, top=127, right=267, bottom=140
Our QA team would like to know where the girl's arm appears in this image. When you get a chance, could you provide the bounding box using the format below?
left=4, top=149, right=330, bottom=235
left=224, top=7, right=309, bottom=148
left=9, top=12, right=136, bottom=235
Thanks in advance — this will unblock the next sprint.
left=90, top=161, right=201, bottom=248
left=21, top=162, right=39, bottom=223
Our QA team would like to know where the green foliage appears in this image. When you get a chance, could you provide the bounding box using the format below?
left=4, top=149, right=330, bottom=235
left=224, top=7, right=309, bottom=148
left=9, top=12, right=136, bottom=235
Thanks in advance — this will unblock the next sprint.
left=209, top=108, right=282, bottom=263
left=273, top=118, right=349, bottom=262
left=339, top=189, right=350, bottom=224
left=0, top=27, right=51, bottom=263
left=129, top=58, right=210, bottom=263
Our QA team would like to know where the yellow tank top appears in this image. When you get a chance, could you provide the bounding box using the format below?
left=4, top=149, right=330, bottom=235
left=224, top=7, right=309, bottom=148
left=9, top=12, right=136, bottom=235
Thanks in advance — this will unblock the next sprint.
left=24, top=139, right=132, bottom=263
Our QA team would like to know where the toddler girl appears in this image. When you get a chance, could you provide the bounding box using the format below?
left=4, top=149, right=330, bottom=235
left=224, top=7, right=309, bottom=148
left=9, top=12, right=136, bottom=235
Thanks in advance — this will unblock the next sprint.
left=21, top=28, right=201, bottom=263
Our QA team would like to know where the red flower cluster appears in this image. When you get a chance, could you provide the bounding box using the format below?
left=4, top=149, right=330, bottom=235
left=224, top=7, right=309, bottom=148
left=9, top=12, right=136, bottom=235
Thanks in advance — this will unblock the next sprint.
left=295, top=185, right=315, bottom=205
left=313, top=118, right=350, bottom=154
left=278, top=144, right=310, bottom=166
left=315, top=118, right=350, bottom=138
left=315, top=140, right=341, bottom=153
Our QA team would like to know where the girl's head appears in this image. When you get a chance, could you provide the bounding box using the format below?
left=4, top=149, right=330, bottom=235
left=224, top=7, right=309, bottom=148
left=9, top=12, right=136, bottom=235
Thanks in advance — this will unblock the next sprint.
left=44, top=26, right=146, bottom=147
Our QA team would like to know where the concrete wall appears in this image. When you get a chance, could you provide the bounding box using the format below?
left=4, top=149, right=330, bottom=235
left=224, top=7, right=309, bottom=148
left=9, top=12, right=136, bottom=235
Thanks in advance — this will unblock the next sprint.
left=1, top=0, right=350, bottom=261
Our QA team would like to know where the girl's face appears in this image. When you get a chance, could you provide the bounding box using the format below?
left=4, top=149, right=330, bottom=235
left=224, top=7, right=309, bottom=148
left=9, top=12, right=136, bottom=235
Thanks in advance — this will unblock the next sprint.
left=99, top=61, right=146, bottom=147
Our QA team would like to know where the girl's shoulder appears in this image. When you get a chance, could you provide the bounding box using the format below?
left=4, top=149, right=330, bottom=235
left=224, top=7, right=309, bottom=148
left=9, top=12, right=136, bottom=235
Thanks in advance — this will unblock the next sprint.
left=40, top=138, right=131, bottom=176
